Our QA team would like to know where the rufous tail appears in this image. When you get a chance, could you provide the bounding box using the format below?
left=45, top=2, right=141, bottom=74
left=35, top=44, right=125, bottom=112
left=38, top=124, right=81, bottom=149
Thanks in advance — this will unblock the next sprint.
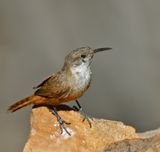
left=8, top=95, right=43, bottom=112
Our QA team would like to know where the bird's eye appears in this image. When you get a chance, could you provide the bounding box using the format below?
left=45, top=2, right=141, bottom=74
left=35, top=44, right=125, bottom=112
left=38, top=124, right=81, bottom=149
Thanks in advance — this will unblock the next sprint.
left=81, top=54, right=86, bottom=58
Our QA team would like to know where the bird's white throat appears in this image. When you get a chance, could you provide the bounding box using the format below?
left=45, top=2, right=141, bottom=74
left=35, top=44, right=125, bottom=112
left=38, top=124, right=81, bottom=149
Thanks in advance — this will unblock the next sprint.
left=70, top=63, right=92, bottom=90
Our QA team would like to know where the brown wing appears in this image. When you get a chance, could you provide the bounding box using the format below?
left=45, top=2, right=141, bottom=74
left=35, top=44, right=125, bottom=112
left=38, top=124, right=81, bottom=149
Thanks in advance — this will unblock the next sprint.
left=33, top=75, right=53, bottom=89
left=34, top=72, right=70, bottom=99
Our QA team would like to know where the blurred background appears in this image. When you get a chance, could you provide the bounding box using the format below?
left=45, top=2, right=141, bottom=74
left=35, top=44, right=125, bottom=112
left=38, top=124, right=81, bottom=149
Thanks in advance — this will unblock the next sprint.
left=1, top=0, right=160, bottom=151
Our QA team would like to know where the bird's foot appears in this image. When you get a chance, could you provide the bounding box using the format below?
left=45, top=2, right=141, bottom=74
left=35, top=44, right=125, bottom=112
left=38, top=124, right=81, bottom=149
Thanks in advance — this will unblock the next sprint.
left=51, top=106, right=71, bottom=136
left=73, top=100, right=92, bottom=128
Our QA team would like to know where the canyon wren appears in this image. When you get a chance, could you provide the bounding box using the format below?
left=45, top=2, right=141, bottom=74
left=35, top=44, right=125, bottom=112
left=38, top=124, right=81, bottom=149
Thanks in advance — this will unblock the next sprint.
left=8, top=47, right=111, bottom=135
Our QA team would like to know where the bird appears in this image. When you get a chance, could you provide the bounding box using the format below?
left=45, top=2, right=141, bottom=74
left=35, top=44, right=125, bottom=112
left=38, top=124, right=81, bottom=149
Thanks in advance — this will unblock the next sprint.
left=8, top=46, right=111, bottom=135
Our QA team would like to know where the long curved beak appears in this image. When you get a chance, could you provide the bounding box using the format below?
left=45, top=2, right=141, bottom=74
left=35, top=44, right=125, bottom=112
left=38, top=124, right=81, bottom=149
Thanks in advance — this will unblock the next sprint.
left=93, top=47, right=112, bottom=53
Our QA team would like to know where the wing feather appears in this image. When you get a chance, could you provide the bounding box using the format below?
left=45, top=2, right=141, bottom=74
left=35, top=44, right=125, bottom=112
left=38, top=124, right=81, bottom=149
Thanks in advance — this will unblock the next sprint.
left=34, top=72, right=70, bottom=99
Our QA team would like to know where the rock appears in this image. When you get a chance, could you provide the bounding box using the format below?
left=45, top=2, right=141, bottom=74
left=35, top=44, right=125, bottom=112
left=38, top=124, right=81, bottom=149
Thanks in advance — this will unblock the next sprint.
left=23, top=106, right=160, bottom=152
left=104, top=134, right=160, bottom=152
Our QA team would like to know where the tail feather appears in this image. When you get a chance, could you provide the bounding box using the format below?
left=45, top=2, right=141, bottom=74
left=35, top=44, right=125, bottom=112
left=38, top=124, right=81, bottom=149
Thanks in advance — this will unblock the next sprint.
left=8, top=95, right=42, bottom=112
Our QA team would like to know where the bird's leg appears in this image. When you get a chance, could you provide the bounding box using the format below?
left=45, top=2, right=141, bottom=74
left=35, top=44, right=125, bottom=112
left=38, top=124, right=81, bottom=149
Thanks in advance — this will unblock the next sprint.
left=73, top=100, right=92, bottom=128
left=51, top=106, right=71, bottom=136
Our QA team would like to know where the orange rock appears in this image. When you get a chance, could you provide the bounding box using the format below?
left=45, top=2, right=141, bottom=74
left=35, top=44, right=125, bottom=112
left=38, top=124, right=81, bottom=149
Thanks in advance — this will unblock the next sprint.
left=23, top=106, right=160, bottom=152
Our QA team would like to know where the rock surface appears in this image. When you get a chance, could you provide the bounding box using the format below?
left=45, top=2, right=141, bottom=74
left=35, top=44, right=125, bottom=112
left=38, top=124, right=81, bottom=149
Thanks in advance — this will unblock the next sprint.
left=23, top=106, right=160, bottom=152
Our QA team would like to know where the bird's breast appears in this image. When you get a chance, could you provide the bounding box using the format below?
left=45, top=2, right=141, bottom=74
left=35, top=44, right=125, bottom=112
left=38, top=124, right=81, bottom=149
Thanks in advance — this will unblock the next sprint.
left=70, top=65, right=92, bottom=92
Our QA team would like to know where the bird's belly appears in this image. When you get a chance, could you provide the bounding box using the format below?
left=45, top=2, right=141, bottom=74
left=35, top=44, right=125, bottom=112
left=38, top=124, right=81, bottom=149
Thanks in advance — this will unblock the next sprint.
left=65, top=78, right=91, bottom=101
left=66, top=90, right=85, bottom=101
left=60, top=82, right=90, bottom=103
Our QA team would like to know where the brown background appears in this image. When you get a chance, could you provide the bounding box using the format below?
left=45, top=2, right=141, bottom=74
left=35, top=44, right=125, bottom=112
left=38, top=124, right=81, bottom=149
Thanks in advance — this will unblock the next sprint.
left=0, top=0, right=160, bottom=151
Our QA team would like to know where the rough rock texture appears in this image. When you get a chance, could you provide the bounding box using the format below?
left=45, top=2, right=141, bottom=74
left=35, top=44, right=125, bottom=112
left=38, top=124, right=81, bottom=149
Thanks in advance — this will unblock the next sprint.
left=23, top=106, right=160, bottom=152
left=105, top=135, right=160, bottom=152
